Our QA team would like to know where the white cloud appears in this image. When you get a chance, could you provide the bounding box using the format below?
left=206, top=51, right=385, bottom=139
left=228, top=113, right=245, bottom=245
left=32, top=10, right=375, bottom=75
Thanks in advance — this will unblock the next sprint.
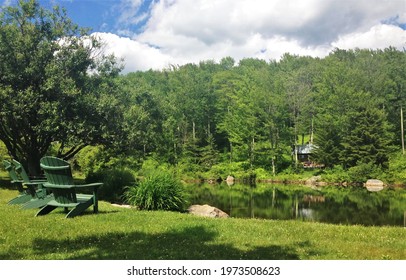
left=117, top=0, right=146, bottom=26
left=93, top=32, right=173, bottom=72
left=333, top=24, right=406, bottom=50
left=103, top=0, right=406, bottom=72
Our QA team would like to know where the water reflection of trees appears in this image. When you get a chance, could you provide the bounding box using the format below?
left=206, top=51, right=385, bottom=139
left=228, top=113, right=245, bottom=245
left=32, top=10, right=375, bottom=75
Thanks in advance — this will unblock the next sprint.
left=185, top=183, right=406, bottom=226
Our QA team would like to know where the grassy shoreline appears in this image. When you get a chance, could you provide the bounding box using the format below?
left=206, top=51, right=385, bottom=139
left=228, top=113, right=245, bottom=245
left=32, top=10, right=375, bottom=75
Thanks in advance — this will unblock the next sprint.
left=0, top=189, right=405, bottom=260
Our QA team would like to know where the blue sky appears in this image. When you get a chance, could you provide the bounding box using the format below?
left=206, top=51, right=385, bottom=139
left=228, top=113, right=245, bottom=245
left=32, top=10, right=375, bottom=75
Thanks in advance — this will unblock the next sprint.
left=3, top=0, right=406, bottom=73
left=40, top=0, right=154, bottom=35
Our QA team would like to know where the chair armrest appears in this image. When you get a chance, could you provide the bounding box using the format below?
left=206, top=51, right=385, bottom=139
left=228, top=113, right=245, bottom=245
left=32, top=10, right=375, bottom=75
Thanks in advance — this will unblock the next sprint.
left=23, top=181, right=46, bottom=186
left=43, top=183, right=76, bottom=189
left=40, top=164, right=70, bottom=170
left=43, top=182, right=103, bottom=189
left=11, top=179, right=24, bottom=184
left=75, top=183, right=103, bottom=188
left=25, top=179, right=47, bottom=183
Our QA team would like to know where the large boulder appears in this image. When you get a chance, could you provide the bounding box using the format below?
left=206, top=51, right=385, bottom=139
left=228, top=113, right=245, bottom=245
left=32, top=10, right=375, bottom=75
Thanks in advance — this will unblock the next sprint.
left=188, top=204, right=229, bottom=218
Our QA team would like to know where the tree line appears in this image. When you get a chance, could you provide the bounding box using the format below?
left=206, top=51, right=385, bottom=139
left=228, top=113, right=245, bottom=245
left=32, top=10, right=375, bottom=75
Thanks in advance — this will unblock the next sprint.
left=116, top=48, right=405, bottom=179
left=1, top=1, right=406, bottom=180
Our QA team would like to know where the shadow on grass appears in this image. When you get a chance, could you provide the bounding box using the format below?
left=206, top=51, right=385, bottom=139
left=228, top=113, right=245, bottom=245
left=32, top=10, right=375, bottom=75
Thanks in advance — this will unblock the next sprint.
left=28, top=226, right=303, bottom=260
left=0, top=178, right=15, bottom=190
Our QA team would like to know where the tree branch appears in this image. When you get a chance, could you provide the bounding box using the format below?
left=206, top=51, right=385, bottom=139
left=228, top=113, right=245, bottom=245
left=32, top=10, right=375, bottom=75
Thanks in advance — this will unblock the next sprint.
left=59, top=143, right=87, bottom=160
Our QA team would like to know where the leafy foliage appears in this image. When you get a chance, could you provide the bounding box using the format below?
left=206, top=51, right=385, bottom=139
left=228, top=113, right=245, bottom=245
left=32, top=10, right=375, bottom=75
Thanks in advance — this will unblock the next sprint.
left=347, top=162, right=382, bottom=184
left=86, top=168, right=136, bottom=203
left=0, top=0, right=122, bottom=175
left=124, top=171, right=187, bottom=212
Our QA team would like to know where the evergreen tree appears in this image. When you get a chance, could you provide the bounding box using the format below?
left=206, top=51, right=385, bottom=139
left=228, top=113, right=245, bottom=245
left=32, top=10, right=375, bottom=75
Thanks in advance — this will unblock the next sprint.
left=340, top=100, right=393, bottom=169
left=312, top=114, right=341, bottom=168
left=199, top=134, right=219, bottom=171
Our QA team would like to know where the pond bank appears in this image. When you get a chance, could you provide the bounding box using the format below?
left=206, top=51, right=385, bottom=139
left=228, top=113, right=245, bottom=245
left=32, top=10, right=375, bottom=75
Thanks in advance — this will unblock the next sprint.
left=184, top=176, right=406, bottom=189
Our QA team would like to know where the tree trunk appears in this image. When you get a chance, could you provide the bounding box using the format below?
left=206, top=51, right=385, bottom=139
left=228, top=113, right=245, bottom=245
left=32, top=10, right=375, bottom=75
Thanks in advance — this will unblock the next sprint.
left=401, top=106, right=405, bottom=155
left=271, top=156, right=276, bottom=176
left=250, top=137, right=255, bottom=168
left=229, top=142, right=233, bottom=164
left=26, top=149, right=42, bottom=177
left=192, top=121, right=196, bottom=141
left=310, top=116, right=314, bottom=144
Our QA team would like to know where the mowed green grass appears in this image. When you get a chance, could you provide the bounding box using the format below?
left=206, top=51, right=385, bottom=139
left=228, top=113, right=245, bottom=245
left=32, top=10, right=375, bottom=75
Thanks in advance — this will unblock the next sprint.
left=0, top=189, right=405, bottom=260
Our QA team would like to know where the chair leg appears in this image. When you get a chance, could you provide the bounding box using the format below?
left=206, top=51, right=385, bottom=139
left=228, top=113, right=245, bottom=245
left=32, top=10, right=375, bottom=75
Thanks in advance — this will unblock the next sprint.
left=35, top=205, right=58, bottom=216
left=93, top=194, right=98, bottom=213
left=65, top=200, right=93, bottom=218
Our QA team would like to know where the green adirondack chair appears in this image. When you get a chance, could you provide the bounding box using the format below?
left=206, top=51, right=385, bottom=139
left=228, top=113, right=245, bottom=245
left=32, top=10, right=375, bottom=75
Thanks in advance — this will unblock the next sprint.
left=36, top=156, right=103, bottom=218
left=3, top=159, right=30, bottom=205
left=3, top=159, right=51, bottom=208
left=12, top=159, right=53, bottom=210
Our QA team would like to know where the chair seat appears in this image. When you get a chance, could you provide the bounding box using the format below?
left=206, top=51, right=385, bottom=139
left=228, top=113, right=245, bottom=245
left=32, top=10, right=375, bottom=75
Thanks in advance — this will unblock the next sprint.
left=47, top=194, right=94, bottom=208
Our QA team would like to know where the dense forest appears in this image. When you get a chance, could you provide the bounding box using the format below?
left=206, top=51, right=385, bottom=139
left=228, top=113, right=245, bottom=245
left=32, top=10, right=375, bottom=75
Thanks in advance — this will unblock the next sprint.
left=1, top=1, right=406, bottom=184
left=87, top=47, right=405, bottom=183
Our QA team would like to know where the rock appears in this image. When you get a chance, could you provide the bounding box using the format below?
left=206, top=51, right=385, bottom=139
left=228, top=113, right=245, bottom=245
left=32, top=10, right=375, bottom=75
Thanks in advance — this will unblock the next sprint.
left=305, top=175, right=321, bottom=186
left=188, top=204, right=229, bottom=218
left=226, top=175, right=235, bottom=186
left=226, top=175, right=234, bottom=182
left=365, top=179, right=384, bottom=192
left=111, top=203, right=133, bottom=208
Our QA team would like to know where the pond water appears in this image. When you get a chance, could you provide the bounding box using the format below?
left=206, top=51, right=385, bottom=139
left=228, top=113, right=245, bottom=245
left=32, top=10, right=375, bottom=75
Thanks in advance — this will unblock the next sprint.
left=184, top=182, right=406, bottom=227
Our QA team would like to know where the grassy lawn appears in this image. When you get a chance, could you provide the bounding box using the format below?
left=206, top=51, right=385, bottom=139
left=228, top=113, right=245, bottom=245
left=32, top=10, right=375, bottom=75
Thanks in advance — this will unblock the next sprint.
left=0, top=188, right=405, bottom=260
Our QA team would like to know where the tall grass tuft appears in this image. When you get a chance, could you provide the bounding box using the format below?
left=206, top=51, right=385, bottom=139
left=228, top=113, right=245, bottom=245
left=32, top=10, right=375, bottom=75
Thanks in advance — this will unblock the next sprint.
left=124, top=171, right=187, bottom=212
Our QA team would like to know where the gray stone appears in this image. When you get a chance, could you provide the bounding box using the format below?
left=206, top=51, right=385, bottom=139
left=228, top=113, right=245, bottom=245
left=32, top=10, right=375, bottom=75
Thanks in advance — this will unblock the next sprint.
left=188, top=204, right=229, bottom=218
left=226, top=175, right=234, bottom=182
left=365, top=179, right=384, bottom=192
left=111, top=203, right=133, bottom=208
left=305, top=175, right=321, bottom=186
left=226, top=175, right=235, bottom=186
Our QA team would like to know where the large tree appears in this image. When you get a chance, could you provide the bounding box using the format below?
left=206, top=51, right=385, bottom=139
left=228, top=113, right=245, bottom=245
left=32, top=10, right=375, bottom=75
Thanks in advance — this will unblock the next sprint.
left=340, top=96, right=393, bottom=169
left=0, top=0, right=122, bottom=175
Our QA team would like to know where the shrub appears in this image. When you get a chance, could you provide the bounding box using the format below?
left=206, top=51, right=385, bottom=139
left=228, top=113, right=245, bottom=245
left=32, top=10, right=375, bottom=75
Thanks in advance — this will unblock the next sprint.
left=137, top=158, right=173, bottom=177
left=386, top=152, right=406, bottom=184
left=347, top=162, right=382, bottom=184
left=319, top=165, right=350, bottom=183
left=86, top=168, right=136, bottom=203
left=252, top=168, right=272, bottom=180
left=75, top=145, right=105, bottom=175
left=124, top=171, right=187, bottom=212
left=0, top=141, right=9, bottom=171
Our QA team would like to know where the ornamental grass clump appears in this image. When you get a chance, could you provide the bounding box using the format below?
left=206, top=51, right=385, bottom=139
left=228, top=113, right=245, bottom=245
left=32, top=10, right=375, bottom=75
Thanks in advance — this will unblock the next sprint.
left=124, top=172, right=187, bottom=212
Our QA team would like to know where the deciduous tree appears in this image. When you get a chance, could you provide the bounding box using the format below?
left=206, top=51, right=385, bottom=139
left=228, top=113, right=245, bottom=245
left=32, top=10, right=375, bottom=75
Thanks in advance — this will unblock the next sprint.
left=0, top=0, right=122, bottom=174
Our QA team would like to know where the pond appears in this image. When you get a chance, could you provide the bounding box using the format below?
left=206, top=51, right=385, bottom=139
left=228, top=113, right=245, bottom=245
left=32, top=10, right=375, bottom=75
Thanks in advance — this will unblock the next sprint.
left=184, top=182, right=406, bottom=227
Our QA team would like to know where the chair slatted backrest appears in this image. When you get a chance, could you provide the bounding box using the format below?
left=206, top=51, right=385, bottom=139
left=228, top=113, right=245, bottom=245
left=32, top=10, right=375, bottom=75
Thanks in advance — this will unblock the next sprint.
left=3, top=160, right=23, bottom=183
left=3, top=160, right=25, bottom=193
left=40, top=157, right=76, bottom=204
left=12, top=159, right=31, bottom=182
